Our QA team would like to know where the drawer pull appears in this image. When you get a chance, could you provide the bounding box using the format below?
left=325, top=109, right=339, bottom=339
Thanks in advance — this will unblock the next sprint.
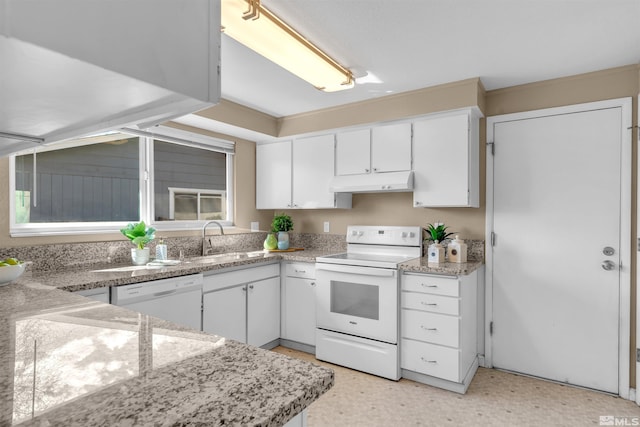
left=420, top=302, right=438, bottom=306
left=420, top=357, right=438, bottom=364
left=420, top=325, right=438, bottom=331
left=421, top=284, right=438, bottom=288
left=295, top=270, right=306, bottom=273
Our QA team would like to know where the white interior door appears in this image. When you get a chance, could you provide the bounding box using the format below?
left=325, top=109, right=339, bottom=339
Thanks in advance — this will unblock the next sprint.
left=487, top=99, right=631, bottom=395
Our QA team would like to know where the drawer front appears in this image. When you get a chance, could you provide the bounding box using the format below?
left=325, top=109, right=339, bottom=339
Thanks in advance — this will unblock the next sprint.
left=402, top=274, right=459, bottom=297
left=402, top=309, right=459, bottom=347
left=286, top=262, right=316, bottom=279
left=401, top=291, right=460, bottom=316
left=401, top=339, right=461, bottom=382
left=203, top=263, right=280, bottom=292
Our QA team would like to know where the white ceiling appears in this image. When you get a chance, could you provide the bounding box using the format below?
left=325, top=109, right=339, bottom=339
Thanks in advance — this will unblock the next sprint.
left=193, top=0, right=640, bottom=126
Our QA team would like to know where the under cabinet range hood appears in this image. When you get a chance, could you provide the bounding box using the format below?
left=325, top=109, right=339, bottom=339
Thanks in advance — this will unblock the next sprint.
left=329, top=171, right=414, bottom=193
left=0, top=0, right=220, bottom=157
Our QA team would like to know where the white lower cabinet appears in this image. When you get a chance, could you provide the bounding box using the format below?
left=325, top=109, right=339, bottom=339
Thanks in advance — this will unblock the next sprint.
left=203, top=286, right=246, bottom=343
left=281, top=262, right=316, bottom=351
left=400, top=270, right=478, bottom=394
left=202, top=263, right=280, bottom=348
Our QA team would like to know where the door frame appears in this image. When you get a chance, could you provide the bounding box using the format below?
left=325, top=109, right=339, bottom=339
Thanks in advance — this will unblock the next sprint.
left=485, top=97, right=632, bottom=399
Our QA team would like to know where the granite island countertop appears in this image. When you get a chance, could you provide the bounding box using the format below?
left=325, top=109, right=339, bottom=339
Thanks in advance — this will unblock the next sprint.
left=0, top=273, right=334, bottom=426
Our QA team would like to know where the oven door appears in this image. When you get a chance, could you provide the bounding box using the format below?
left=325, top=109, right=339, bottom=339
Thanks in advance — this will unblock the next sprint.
left=315, top=262, right=398, bottom=344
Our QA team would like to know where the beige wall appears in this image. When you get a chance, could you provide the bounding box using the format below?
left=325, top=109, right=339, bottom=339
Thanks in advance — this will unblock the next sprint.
left=277, top=78, right=484, bottom=137
left=269, top=77, right=487, bottom=239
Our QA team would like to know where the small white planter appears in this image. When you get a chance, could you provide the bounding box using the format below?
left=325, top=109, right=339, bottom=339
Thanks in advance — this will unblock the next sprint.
left=131, top=248, right=150, bottom=265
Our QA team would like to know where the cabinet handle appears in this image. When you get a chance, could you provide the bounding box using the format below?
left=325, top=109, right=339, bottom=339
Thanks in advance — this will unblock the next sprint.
left=310, top=282, right=316, bottom=287
left=242, top=286, right=247, bottom=292
left=420, top=325, right=437, bottom=331
left=365, top=168, right=370, bottom=173
left=249, top=284, right=254, bottom=290
left=420, top=357, right=438, bottom=364
left=421, top=302, right=438, bottom=306
left=295, top=270, right=306, bottom=273
left=414, top=201, right=422, bottom=206
left=373, top=167, right=378, bottom=172
left=421, top=284, right=438, bottom=288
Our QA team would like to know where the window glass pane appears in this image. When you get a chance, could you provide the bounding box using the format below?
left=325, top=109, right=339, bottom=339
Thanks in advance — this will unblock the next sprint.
left=14, top=136, right=140, bottom=223
left=154, top=140, right=227, bottom=221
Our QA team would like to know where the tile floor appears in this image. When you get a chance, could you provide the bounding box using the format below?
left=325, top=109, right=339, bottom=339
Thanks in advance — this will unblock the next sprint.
left=273, top=347, right=640, bottom=426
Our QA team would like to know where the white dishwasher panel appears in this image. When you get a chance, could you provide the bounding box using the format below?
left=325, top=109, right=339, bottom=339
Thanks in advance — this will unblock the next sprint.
left=112, top=274, right=203, bottom=331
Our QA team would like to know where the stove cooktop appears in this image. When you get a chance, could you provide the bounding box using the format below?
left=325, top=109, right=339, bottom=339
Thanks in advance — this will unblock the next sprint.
left=315, top=251, right=419, bottom=269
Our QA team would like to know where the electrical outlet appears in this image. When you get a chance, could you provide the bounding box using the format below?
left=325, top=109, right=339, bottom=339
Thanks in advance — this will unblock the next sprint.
left=323, top=222, right=330, bottom=233
left=251, top=222, right=259, bottom=232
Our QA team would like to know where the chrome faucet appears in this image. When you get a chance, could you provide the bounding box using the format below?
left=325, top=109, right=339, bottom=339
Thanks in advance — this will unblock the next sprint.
left=202, top=220, right=224, bottom=255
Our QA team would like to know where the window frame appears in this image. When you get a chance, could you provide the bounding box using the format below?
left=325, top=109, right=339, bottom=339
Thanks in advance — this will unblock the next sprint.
left=9, top=129, right=234, bottom=237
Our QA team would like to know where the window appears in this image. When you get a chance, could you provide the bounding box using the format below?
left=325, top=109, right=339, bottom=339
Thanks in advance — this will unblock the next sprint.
left=10, top=127, right=234, bottom=236
left=13, top=134, right=141, bottom=224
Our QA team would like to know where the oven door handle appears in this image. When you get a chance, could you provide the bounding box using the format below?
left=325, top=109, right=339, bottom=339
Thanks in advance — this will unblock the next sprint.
left=315, top=263, right=395, bottom=277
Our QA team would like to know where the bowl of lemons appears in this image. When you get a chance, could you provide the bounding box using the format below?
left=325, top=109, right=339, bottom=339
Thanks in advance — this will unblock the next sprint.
left=0, top=258, right=26, bottom=286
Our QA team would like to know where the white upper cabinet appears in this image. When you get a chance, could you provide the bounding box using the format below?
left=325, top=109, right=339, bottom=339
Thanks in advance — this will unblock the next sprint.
left=336, top=129, right=371, bottom=175
left=293, top=134, right=351, bottom=209
left=256, top=137, right=351, bottom=210
left=0, top=0, right=220, bottom=156
left=336, top=123, right=412, bottom=176
left=371, top=123, right=412, bottom=173
left=256, top=141, right=293, bottom=210
left=412, top=109, right=480, bottom=207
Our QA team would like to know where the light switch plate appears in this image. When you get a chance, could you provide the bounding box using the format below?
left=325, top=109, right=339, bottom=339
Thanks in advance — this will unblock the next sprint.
left=251, top=222, right=259, bottom=232
left=323, top=222, right=330, bottom=233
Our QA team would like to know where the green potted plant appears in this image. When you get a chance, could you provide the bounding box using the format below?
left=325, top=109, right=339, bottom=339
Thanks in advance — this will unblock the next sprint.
left=424, top=223, right=455, bottom=243
left=120, top=221, right=156, bottom=265
left=271, top=213, right=294, bottom=250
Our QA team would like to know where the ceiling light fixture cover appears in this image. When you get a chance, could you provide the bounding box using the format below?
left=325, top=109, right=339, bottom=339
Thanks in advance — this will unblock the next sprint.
left=222, top=0, right=354, bottom=92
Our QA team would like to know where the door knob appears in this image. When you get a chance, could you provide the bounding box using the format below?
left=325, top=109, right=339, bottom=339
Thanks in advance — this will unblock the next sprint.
left=601, top=260, right=616, bottom=271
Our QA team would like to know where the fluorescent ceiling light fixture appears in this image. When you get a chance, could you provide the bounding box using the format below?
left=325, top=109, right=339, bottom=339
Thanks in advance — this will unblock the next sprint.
left=222, top=0, right=354, bottom=92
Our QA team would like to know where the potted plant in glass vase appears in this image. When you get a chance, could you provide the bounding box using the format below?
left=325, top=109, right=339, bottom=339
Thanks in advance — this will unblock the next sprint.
left=271, top=213, right=293, bottom=250
left=121, top=221, right=156, bottom=265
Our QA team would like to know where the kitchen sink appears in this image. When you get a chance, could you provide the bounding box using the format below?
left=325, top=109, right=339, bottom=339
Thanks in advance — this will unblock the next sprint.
left=188, top=251, right=267, bottom=264
left=93, top=264, right=166, bottom=273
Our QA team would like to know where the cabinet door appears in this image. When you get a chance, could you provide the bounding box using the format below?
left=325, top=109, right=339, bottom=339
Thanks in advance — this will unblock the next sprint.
left=283, top=277, right=316, bottom=346
left=292, top=134, right=336, bottom=208
left=247, top=277, right=281, bottom=347
left=203, top=286, right=247, bottom=343
left=371, top=123, right=412, bottom=173
left=335, top=129, right=371, bottom=175
left=256, top=141, right=292, bottom=209
left=413, top=113, right=477, bottom=207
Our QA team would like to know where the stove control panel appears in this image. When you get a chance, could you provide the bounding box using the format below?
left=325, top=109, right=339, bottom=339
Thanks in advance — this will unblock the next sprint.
left=346, top=225, right=422, bottom=247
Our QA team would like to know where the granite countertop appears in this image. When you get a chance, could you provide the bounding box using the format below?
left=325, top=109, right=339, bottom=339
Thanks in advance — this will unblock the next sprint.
left=0, top=279, right=333, bottom=426
left=16, top=248, right=482, bottom=294
left=399, top=258, right=484, bottom=276
left=0, top=247, right=482, bottom=425
left=21, top=249, right=333, bottom=293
